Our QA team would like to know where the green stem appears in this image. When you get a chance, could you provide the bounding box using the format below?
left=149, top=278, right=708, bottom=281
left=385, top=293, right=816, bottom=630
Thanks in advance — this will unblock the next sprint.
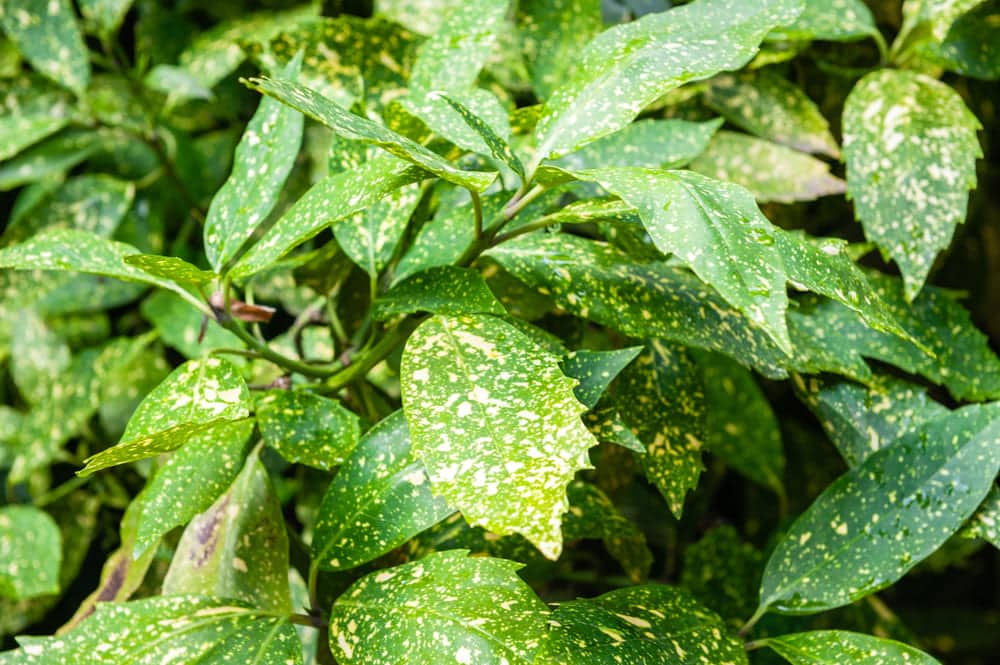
left=471, top=189, right=484, bottom=239
left=288, top=613, right=326, bottom=629
left=34, top=475, right=91, bottom=507
left=492, top=215, right=561, bottom=245
left=322, top=317, right=422, bottom=393
left=738, top=606, right=768, bottom=638
left=744, top=640, right=766, bottom=652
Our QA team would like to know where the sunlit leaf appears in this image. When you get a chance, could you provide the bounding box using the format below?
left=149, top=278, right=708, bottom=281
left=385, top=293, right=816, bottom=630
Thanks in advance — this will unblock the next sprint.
left=373, top=265, right=505, bottom=320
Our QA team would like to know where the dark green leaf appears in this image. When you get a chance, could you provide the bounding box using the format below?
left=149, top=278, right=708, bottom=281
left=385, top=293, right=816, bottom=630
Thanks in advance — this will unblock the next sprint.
left=518, top=0, right=603, bottom=100
left=562, top=480, right=652, bottom=582
left=437, top=93, right=525, bottom=177
left=329, top=550, right=549, bottom=665
left=78, top=0, right=134, bottom=36
left=922, top=0, right=1000, bottom=80
left=9, top=309, right=69, bottom=405
left=333, top=181, right=422, bottom=278
left=373, top=265, right=506, bottom=320
left=256, top=390, right=360, bottom=471
left=965, top=485, right=1000, bottom=549
left=681, top=525, right=765, bottom=623
left=0, top=506, right=61, bottom=600
left=312, top=411, right=453, bottom=570
left=0, top=0, right=90, bottom=95
left=562, top=347, right=642, bottom=410
left=761, top=630, right=941, bottom=664
left=0, top=130, right=104, bottom=191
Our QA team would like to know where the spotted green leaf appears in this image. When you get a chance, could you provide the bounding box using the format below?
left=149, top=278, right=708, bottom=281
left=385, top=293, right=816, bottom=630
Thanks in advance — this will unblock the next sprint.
left=965, top=485, right=1000, bottom=549
left=532, top=0, right=804, bottom=163
left=705, top=71, right=840, bottom=157
left=2, top=596, right=303, bottom=664
left=843, top=70, right=981, bottom=301
left=245, top=76, right=495, bottom=191
left=790, top=275, right=1000, bottom=402
left=534, top=584, right=748, bottom=665
left=123, top=254, right=215, bottom=288
left=0, top=228, right=208, bottom=312
left=410, top=0, right=508, bottom=93
left=204, top=55, right=304, bottom=273
left=78, top=0, right=132, bottom=36
left=312, top=411, right=454, bottom=571
left=140, top=291, right=244, bottom=360
left=0, top=506, right=60, bottom=601
left=618, top=341, right=706, bottom=518
left=373, top=265, right=505, bottom=321
left=0, top=0, right=90, bottom=95
left=373, top=0, right=464, bottom=34
left=10, top=309, right=69, bottom=406
left=334, top=181, right=422, bottom=278
left=767, top=0, right=881, bottom=43
left=80, top=357, right=250, bottom=475
left=518, top=0, right=602, bottom=101
left=0, top=130, right=104, bottom=191
left=231, top=153, right=427, bottom=280
left=794, top=373, right=948, bottom=468
left=401, top=314, right=597, bottom=558
left=256, top=390, right=360, bottom=471
left=689, top=132, right=845, bottom=203
left=584, top=407, right=647, bottom=453
left=562, top=347, right=642, bottom=410
left=759, top=403, right=1000, bottom=614
left=437, top=93, right=525, bottom=177
left=696, top=350, right=785, bottom=495
left=329, top=550, right=549, bottom=664
left=913, top=0, right=1000, bottom=80
left=0, top=76, right=72, bottom=162
left=761, top=631, right=942, bottom=665
left=562, top=480, right=652, bottom=582
left=163, top=450, right=292, bottom=613
left=132, top=419, right=253, bottom=558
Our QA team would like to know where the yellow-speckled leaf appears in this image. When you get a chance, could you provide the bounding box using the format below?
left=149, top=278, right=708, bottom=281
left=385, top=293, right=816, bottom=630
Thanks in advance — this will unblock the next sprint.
left=373, top=265, right=505, bottom=320
left=518, top=0, right=602, bottom=101
left=256, top=390, right=360, bottom=470
left=768, top=0, right=881, bottom=42
left=401, top=314, right=597, bottom=558
left=762, top=630, right=941, bottom=664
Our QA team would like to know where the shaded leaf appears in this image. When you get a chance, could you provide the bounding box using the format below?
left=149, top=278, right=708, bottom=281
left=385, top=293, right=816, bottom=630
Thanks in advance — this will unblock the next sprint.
left=140, top=291, right=244, bottom=360
left=0, top=0, right=90, bottom=95
left=256, top=390, right=360, bottom=471
left=681, top=525, right=765, bottom=624
left=78, top=0, right=134, bottom=36
left=329, top=550, right=549, bottom=665
left=759, top=403, right=1000, bottom=614
left=562, top=480, right=652, bottom=582
left=583, top=407, right=647, bottom=453
left=373, top=265, right=505, bottom=320
left=921, top=0, right=1000, bottom=80
left=843, top=69, right=981, bottom=300
left=9, top=309, right=69, bottom=405
left=0, top=130, right=104, bottom=191
left=401, top=314, right=597, bottom=558
left=761, top=630, right=941, bottom=664
left=0, top=506, right=61, bottom=601
left=562, top=346, right=642, bottom=410
left=312, top=411, right=454, bottom=570
left=0, top=76, right=72, bottom=162
left=964, top=485, right=1000, bottom=549
left=518, top=0, right=603, bottom=100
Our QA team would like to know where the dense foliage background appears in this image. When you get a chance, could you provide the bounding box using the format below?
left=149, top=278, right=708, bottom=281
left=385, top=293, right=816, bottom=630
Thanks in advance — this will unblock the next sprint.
left=0, top=0, right=998, bottom=663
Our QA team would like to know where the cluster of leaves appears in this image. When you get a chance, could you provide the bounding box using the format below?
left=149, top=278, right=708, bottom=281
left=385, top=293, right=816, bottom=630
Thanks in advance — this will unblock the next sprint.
left=0, top=0, right=998, bottom=663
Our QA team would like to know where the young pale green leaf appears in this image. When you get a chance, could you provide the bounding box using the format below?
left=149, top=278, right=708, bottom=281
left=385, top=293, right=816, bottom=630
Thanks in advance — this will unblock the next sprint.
left=689, top=132, right=845, bottom=203
left=0, top=228, right=208, bottom=312
left=761, top=630, right=942, bottom=665
left=163, top=451, right=293, bottom=614
left=78, top=0, right=133, bottom=36
left=132, top=419, right=253, bottom=558
left=618, top=340, right=706, bottom=518
left=704, top=71, right=840, bottom=157
left=373, top=265, right=505, bottom=320
left=10, top=309, right=69, bottom=406
left=0, top=0, right=90, bottom=95
left=534, top=584, right=748, bottom=665
left=123, top=254, right=216, bottom=288
left=518, top=0, right=602, bottom=100
left=436, top=93, right=526, bottom=178
left=329, top=550, right=549, bottom=665
left=256, top=390, right=360, bottom=471
left=794, top=373, right=948, bottom=468
left=140, top=291, right=245, bottom=360
left=0, top=506, right=61, bottom=601
left=553, top=118, right=723, bottom=175
left=965, top=485, right=1000, bottom=549
left=80, top=357, right=250, bottom=475
left=843, top=70, right=981, bottom=301
left=231, top=154, right=427, bottom=280
left=561, top=347, right=642, bottom=409
left=3, top=596, right=302, bottom=665
left=244, top=76, right=496, bottom=191
left=562, top=480, right=652, bottom=582
left=312, top=411, right=454, bottom=571
left=334, top=181, right=422, bottom=278
left=401, top=314, right=597, bottom=558
left=204, top=54, right=304, bottom=273
left=533, top=0, right=804, bottom=162
left=696, top=350, right=785, bottom=494
left=0, top=77, right=72, bottom=162
left=767, top=0, right=881, bottom=43
left=759, top=403, right=1000, bottom=614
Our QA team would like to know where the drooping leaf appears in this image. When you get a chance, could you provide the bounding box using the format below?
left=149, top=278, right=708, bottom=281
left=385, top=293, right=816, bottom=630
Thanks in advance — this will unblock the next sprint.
left=163, top=451, right=292, bottom=614
left=401, top=314, right=597, bottom=558
left=0, top=505, right=61, bottom=601
left=0, top=76, right=73, bottom=162
left=373, top=265, right=506, bottom=320
left=759, top=403, right=1000, bottom=614
left=562, top=480, right=652, bottom=582
left=767, top=0, right=881, bottom=43
left=132, top=419, right=253, bottom=558
left=843, top=69, right=982, bottom=300
left=533, top=584, right=748, bottom=665
left=4, top=596, right=302, bottom=664
left=689, top=132, right=845, bottom=203
left=696, top=350, right=785, bottom=494
left=80, top=357, right=251, bottom=475
left=9, top=309, right=69, bottom=405
left=0, top=228, right=208, bottom=311
left=704, top=70, right=840, bottom=157
left=244, top=76, right=496, bottom=191
left=794, top=373, right=948, bottom=468
left=329, top=550, right=549, bottom=665
left=0, top=0, right=90, bottom=95
left=204, top=54, right=305, bottom=273
left=312, top=411, right=454, bottom=571
left=761, top=630, right=942, bottom=665
left=532, top=0, right=804, bottom=162
left=256, top=390, right=360, bottom=471
left=140, top=291, right=245, bottom=360
left=561, top=346, right=642, bottom=409
left=518, top=0, right=603, bottom=101
left=230, top=154, right=428, bottom=280
left=123, top=254, right=216, bottom=288
left=334, top=181, right=423, bottom=278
